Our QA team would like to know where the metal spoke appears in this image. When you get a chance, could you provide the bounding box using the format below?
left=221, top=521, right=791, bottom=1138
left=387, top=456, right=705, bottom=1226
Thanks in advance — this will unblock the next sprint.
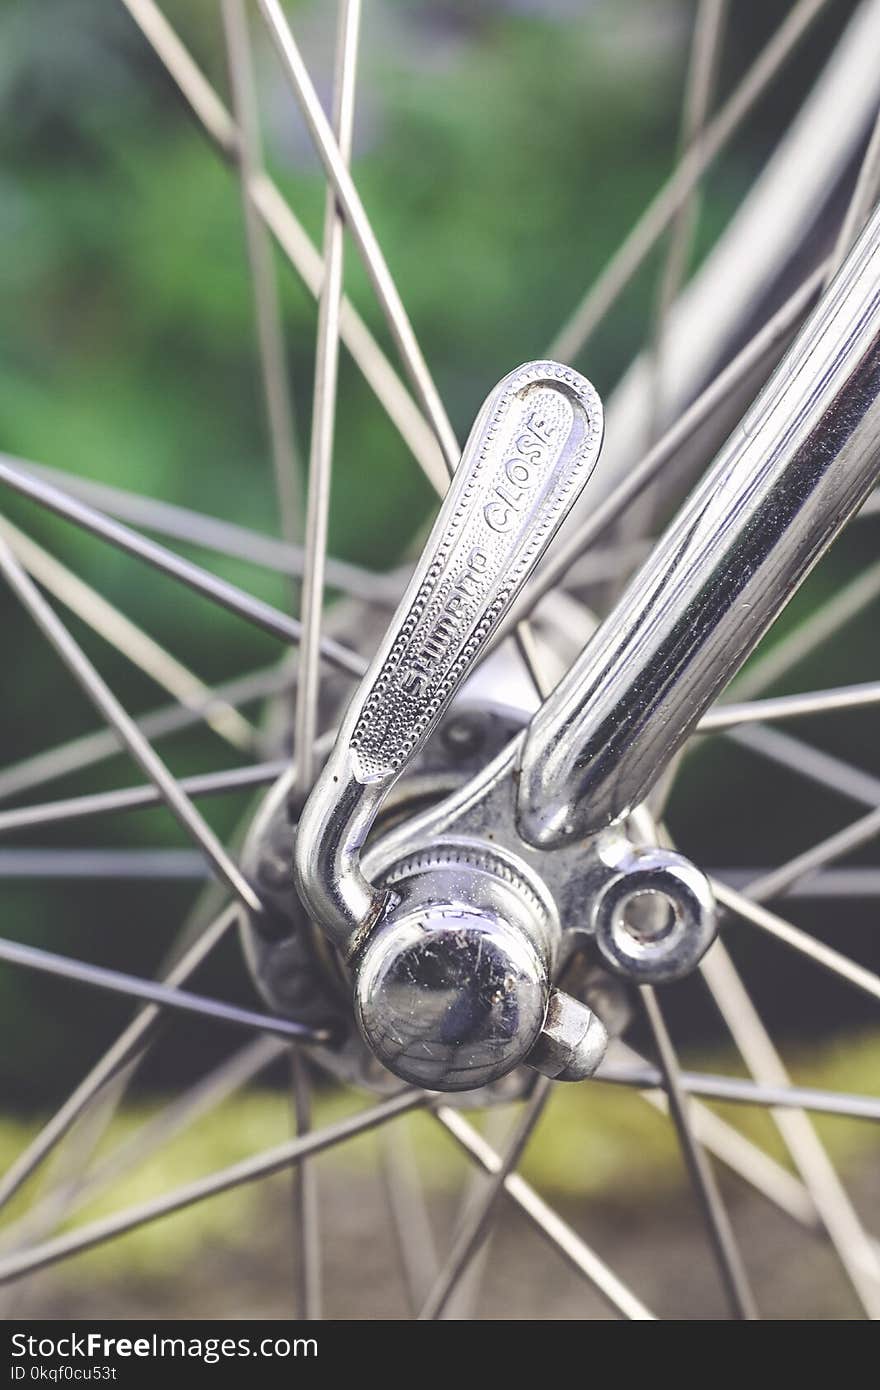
left=701, top=941, right=880, bottom=1317
left=0, top=660, right=292, bottom=806
left=729, top=723, right=880, bottom=811
left=290, top=1051, right=321, bottom=1321
left=0, top=902, right=238, bottom=1213
left=596, top=1059, right=880, bottom=1122
left=257, top=0, right=459, bottom=474
left=0, top=1091, right=426, bottom=1286
left=641, top=986, right=757, bottom=1319
left=294, top=0, right=361, bottom=804
left=828, top=106, right=880, bottom=282
left=549, top=0, right=831, bottom=363
left=0, top=1038, right=285, bottom=1253
left=0, top=535, right=262, bottom=913
left=0, top=760, right=288, bottom=837
left=26, top=460, right=404, bottom=605
left=1, top=516, right=255, bottom=752
left=739, top=807, right=880, bottom=907
left=647, top=0, right=728, bottom=442
left=613, top=1041, right=818, bottom=1228
left=724, top=727, right=880, bottom=834
left=419, top=1077, right=555, bottom=1320
left=379, top=1126, right=439, bottom=1315
left=716, top=867, right=880, bottom=900
left=439, top=1108, right=512, bottom=1322
left=696, top=735, right=880, bottom=1316
left=713, top=877, right=880, bottom=1005
left=0, top=933, right=328, bottom=1044
left=0, top=456, right=365, bottom=676
left=0, top=849, right=207, bottom=879
left=118, top=0, right=447, bottom=493
left=516, top=264, right=822, bottom=629
left=700, top=680, right=880, bottom=731
left=729, top=558, right=880, bottom=700
left=433, top=1108, right=655, bottom=1320
left=221, top=0, right=302, bottom=545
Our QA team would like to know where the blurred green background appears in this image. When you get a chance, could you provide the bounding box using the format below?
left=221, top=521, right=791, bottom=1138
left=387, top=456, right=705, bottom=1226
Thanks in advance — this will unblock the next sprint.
left=0, top=0, right=877, bottom=1112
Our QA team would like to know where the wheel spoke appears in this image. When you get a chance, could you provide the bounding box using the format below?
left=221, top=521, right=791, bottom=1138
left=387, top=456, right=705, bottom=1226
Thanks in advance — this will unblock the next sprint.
left=439, top=1108, right=513, bottom=1322
left=118, top=0, right=447, bottom=492
left=294, top=0, right=361, bottom=804
left=713, top=877, right=880, bottom=1005
left=515, top=264, right=822, bottom=629
left=0, top=1038, right=284, bottom=1255
left=827, top=106, right=880, bottom=282
left=714, top=867, right=880, bottom=900
left=646, top=0, right=728, bottom=443
left=379, top=1126, right=439, bottom=1316
left=0, top=848, right=207, bottom=879
left=728, top=558, right=880, bottom=699
left=0, top=456, right=365, bottom=676
left=0, top=760, right=288, bottom=837
left=433, top=1108, right=655, bottom=1320
left=0, top=660, right=291, bottom=806
left=729, top=723, right=880, bottom=810
left=257, top=0, right=459, bottom=474
left=0, top=903, right=238, bottom=1214
left=0, top=1091, right=426, bottom=1286
left=420, top=1077, right=555, bottom=1320
left=1, top=516, right=256, bottom=752
left=598, top=1058, right=880, bottom=1122
left=549, top=0, right=831, bottom=363
left=25, top=459, right=404, bottom=605
left=741, top=807, right=880, bottom=907
left=290, top=1051, right=322, bottom=1321
left=640, top=986, right=757, bottom=1319
left=0, top=933, right=328, bottom=1044
left=700, top=680, right=880, bottom=731
left=221, top=0, right=303, bottom=546
left=701, top=941, right=880, bottom=1317
left=614, top=1040, right=819, bottom=1227
left=0, top=535, right=262, bottom=913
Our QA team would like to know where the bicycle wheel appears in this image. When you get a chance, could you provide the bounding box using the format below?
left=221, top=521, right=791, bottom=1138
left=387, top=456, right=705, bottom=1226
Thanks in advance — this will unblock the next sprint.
left=1, top=0, right=879, bottom=1322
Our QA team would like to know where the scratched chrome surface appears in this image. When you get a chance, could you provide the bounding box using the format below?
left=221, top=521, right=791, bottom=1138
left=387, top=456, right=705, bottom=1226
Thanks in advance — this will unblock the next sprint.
left=295, top=361, right=604, bottom=956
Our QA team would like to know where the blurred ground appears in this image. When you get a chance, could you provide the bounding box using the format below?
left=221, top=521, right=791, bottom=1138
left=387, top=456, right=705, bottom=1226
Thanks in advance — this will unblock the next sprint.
left=2, top=1033, right=878, bottom=1319
left=19, top=1157, right=879, bottom=1320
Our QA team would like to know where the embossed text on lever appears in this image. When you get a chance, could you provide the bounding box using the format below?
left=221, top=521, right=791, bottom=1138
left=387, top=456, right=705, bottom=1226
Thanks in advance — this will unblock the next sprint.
left=294, top=361, right=604, bottom=953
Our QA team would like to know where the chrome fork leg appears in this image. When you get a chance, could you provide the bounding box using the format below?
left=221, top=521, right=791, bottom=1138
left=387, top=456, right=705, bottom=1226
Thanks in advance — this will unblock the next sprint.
left=517, top=201, right=880, bottom=847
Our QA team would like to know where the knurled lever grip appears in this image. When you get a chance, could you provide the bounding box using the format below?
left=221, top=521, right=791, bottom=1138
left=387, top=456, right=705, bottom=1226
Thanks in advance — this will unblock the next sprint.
left=295, top=361, right=604, bottom=956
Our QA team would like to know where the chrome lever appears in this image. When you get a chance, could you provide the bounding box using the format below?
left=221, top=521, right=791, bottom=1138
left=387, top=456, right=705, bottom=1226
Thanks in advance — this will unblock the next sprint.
left=295, top=360, right=604, bottom=955
left=293, top=361, right=605, bottom=1091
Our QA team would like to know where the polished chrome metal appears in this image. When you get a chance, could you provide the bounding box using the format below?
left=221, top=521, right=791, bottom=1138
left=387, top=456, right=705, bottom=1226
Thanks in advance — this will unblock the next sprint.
left=590, top=842, right=716, bottom=983
left=518, top=201, right=880, bottom=846
left=526, top=988, right=609, bottom=1082
left=362, top=740, right=716, bottom=994
left=354, top=844, right=560, bottom=1090
left=245, top=698, right=563, bottom=1098
left=292, top=362, right=604, bottom=1089
left=295, top=361, right=604, bottom=954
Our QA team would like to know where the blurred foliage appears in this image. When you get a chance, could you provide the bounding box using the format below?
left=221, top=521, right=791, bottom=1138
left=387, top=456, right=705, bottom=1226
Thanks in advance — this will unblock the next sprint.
left=0, top=0, right=875, bottom=1102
